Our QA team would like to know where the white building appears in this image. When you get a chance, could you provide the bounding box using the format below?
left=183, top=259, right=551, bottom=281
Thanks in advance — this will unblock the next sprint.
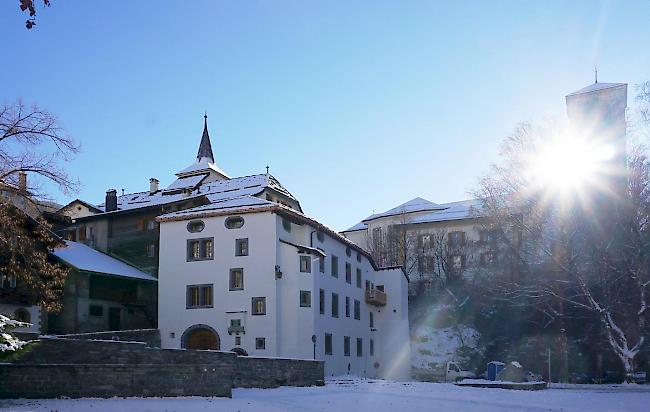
left=155, top=117, right=411, bottom=379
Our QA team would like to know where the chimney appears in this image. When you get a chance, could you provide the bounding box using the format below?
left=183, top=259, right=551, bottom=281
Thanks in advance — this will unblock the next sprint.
left=149, top=178, right=159, bottom=194
left=105, top=189, right=118, bottom=212
left=18, top=172, right=27, bottom=192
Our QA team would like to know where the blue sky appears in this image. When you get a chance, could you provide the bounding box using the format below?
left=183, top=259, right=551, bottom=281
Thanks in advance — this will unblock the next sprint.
left=2, top=1, right=649, bottom=230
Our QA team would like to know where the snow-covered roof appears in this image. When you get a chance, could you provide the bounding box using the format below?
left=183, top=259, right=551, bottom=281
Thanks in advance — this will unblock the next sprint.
left=344, top=198, right=482, bottom=232
left=175, top=158, right=230, bottom=179
left=158, top=195, right=276, bottom=220
left=566, top=82, right=626, bottom=97
left=407, top=199, right=482, bottom=224
left=361, top=197, right=445, bottom=223
left=52, top=240, right=157, bottom=281
left=91, top=173, right=297, bottom=214
left=344, top=221, right=368, bottom=232
left=164, top=173, right=208, bottom=191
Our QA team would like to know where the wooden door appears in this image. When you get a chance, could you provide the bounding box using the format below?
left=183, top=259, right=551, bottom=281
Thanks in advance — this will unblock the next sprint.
left=187, top=328, right=220, bottom=350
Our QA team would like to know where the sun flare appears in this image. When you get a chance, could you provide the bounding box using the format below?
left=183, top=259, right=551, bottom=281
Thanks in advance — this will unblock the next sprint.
left=527, top=135, right=616, bottom=194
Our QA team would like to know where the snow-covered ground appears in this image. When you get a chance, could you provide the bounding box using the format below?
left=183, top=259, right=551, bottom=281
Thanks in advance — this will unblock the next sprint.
left=2, top=378, right=649, bottom=412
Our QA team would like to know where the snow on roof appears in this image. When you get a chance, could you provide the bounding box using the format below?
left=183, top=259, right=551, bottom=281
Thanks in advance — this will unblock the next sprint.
left=158, top=195, right=276, bottom=220
left=343, top=221, right=368, bottom=232
left=92, top=173, right=297, bottom=214
left=176, top=158, right=230, bottom=179
left=164, top=173, right=208, bottom=191
left=362, top=197, right=444, bottom=223
left=52, top=240, right=157, bottom=281
left=566, top=82, right=626, bottom=97
left=345, top=198, right=482, bottom=231
left=408, top=199, right=482, bottom=224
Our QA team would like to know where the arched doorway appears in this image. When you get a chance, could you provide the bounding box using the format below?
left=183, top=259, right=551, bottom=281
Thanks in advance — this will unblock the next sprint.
left=181, top=324, right=220, bottom=350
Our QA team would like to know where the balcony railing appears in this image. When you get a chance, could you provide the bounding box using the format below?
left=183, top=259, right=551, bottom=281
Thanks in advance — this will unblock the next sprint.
left=365, top=289, right=387, bottom=306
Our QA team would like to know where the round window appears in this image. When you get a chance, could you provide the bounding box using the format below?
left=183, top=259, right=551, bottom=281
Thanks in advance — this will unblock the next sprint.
left=225, top=216, right=245, bottom=229
left=187, top=220, right=205, bottom=233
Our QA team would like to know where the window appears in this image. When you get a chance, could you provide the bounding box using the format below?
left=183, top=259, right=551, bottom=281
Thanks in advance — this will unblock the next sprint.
left=331, top=255, right=339, bottom=277
left=369, top=312, right=374, bottom=328
left=229, top=268, right=244, bottom=290
left=370, top=339, right=374, bottom=356
left=331, top=293, right=339, bottom=318
left=8, top=274, right=17, bottom=288
left=480, top=229, right=496, bottom=244
left=225, top=216, right=245, bottom=229
left=354, top=300, right=360, bottom=320
left=319, top=254, right=325, bottom=273
left=365, top=280, right=370, bottom=290
left=187, top=238, right=214, bottom=261
left=325, top=333, right=333, bottom=355
left=252, top=297, right=266, bottom=315
left=356, top=252, right=362, bottom=263
left=146, top=219, right=156, bottom=231
left=235, top=336, right=241, bottom=345
left=452, top=255, right=465, bottom=270
left=344, top=336, right=350, bottom=356
left=256, top=337, right=266, bottom=350
left=356, top=338, right=363, bottom=357
left=187, top=284, right=213, bottom=308
left=146, top=244, right=155, bottom=257
left=235, top=238, right=249, bottom=256
left=282, top=219, right=292, bottom=232
left=319, top=289, right=325, bottom=314
left=317, top=232, right=325, bottom=242
left=346, top=247, right=352, bottom=257
left=14, top=308, right=30, bottom=323
left=345, top=263, right=352, bottom=284
left=345, top=297, right=350, bottom=318
left=480, top=252, right=496, bottom=266
left=448, top=231, right=465, bottom=247
left=89, top=304, right=103, bottom=317
left=419, top=234, right=432, bottom=250
left=300, top=255, right=312, bottom=273
left=187, top=220, right=205, bottom=233
left=300, top=290, right=311, bottom=307
left=356, top=268, right=362, bottom=288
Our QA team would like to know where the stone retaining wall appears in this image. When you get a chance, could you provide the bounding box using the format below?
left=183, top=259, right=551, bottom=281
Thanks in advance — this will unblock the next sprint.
left=235, top=356, right=325, bottom=388
left=0, top=337, right=324, bottom=399
left=55, top=328, right=161, bottom=347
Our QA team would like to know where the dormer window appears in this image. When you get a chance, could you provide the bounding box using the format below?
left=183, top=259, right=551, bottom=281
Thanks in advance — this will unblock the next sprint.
left=225, top=216, right=245, bottom=229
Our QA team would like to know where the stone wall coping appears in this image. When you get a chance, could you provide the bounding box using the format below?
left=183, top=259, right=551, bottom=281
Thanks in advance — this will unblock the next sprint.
left=55, top=328, right=158, bottom=336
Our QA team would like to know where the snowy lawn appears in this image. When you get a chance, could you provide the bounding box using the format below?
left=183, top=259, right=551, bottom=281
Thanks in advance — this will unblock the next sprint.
left=2, top=378, right=650, bottom=412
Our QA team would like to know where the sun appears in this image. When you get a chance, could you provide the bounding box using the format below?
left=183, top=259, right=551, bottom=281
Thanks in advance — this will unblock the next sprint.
left=527, top=134, right=616, bottom=196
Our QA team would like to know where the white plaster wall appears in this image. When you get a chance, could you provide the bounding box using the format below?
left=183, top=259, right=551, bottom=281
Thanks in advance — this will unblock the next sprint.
left=158, top=210, right=412, bottom=379
left=374, top=268, right=411, bottom=380
left=158, top=212, right=278, bottom=356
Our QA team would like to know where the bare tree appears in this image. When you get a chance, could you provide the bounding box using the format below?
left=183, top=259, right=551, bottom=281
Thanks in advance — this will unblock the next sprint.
left=0, top=101, right=78, bottom=314
left=476, top=122, right=650, bottom=382
left=1, top=100, right=79, bottom=200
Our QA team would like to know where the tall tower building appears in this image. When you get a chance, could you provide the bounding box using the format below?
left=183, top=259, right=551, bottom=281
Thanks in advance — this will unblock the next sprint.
left=566, top=81, right=628, bottom=168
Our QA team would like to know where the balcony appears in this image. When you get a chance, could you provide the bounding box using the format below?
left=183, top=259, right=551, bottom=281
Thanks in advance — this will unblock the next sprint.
left=365, top=288, right=387, bottom=306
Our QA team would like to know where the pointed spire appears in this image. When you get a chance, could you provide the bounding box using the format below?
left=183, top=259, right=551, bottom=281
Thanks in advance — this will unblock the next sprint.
left=197, top=113, right=215, bottom=163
